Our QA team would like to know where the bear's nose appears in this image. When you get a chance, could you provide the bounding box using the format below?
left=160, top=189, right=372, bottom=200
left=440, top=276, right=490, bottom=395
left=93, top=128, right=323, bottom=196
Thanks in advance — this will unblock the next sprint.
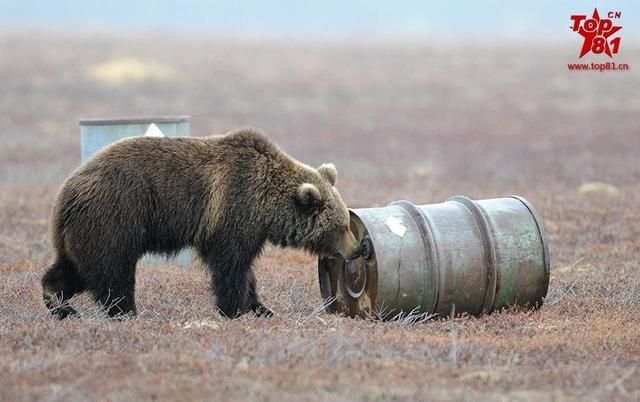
left=359, top=237, right=372, bottom=259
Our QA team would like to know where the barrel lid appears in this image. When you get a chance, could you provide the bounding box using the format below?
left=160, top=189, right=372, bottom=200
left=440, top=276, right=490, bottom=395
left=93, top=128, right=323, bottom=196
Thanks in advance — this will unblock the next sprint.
left=79, top=116, right=190, bottom=126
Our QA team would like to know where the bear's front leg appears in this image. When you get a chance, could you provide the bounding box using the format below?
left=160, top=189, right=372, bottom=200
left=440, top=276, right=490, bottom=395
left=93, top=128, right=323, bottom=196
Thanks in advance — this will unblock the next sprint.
left=246, top=269, right=274, bottom=317
left=202, top=244, right=271, bottom=318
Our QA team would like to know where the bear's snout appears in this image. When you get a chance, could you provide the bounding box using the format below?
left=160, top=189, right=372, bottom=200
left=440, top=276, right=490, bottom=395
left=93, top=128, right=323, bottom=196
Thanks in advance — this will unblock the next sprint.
left=343, top=245, right=363, bottom=261
left=338, top=229, right=363, bottom=261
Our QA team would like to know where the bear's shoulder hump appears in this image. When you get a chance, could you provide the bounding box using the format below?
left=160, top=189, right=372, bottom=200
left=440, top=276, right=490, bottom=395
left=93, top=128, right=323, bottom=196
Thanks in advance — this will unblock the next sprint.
left=223, top=127, right=280, bottom=157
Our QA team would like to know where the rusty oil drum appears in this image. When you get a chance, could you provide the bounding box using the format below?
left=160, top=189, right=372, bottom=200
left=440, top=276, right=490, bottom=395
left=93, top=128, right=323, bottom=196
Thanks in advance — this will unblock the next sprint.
left=318, top=196, right=550, bottom=319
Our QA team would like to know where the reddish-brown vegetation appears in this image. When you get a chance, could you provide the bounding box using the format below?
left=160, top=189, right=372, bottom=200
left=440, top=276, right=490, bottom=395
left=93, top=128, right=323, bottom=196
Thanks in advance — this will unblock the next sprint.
left=0, top=33, right=639, bottom=401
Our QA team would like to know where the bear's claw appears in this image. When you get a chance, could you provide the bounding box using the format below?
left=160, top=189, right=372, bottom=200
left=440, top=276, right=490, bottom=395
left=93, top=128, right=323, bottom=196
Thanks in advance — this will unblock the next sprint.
left=248, top=303, right=274, bottom=317
left=50, top=306, right=78, bottom=320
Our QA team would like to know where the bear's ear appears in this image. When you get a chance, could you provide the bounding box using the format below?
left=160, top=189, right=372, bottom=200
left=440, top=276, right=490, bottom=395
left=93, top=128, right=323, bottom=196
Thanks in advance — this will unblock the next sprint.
left=318, top=163, right=337, bottom=186
left=296, top=183, right=323, bottom=206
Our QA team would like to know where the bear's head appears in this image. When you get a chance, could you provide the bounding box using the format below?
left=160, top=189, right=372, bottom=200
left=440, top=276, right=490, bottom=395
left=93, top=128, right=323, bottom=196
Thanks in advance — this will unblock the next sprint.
left=273, top=162, right=362, bottom=261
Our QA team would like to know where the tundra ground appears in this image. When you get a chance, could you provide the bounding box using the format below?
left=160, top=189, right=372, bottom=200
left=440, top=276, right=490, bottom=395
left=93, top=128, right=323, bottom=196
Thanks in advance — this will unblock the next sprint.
left=0, top=34, right=639, bottom=401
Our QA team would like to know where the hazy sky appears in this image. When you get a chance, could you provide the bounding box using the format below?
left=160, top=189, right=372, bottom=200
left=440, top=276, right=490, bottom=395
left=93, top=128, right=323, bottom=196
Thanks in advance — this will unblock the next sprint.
left=1, top=0, right=638, bottom=40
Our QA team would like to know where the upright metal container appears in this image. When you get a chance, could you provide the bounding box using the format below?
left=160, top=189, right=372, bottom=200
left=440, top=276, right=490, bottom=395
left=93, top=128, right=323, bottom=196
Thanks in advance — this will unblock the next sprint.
left=80, top=116, right=190, bottom=162
left=318, top=196, right=550, bottom=319
left=79, top=116, right=192, bottom=268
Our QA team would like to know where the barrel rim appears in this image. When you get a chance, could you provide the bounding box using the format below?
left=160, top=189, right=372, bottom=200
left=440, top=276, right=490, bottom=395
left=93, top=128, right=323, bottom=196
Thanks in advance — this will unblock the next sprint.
left=318, top=256, right=339, bottom=312
left=347, top=209, right=379, bottom=307
left=508, top=195, right=551, bottom=278
left=79, top=116, right=191, bottom=126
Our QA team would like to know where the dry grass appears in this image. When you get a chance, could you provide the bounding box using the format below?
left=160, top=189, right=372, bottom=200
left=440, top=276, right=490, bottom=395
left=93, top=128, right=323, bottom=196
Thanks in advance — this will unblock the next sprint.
left=1, top=32, right=639, bottom=401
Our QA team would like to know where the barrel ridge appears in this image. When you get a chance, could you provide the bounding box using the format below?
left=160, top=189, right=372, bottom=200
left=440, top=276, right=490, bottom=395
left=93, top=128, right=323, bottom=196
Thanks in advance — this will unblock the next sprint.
left=389, top=200, right=439, bottom=314
left=446, top=195, right=498, bottom=314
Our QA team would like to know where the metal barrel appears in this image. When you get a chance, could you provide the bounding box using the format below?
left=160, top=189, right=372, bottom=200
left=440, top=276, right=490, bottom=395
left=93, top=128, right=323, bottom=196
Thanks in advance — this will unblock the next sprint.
left=79, top=116, right=190, bottom=163
left=318, top=196, right=550, bottom=319
left=78, top=116, right=192, bottom=268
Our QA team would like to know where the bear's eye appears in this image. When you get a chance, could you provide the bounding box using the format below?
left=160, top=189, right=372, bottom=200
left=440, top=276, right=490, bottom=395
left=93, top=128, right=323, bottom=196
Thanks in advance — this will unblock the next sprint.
left=298, top=202, right=324, bottom=216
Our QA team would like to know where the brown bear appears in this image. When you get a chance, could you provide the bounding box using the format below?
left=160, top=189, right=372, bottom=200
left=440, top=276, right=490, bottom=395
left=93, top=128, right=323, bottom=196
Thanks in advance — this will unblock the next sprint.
left=42, top=127, right=362, bottom=319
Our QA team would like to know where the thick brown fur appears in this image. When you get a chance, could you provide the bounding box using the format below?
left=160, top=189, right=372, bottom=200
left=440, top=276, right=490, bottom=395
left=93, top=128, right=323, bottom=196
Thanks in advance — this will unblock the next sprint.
left=42, top=127, right=361, bottom=319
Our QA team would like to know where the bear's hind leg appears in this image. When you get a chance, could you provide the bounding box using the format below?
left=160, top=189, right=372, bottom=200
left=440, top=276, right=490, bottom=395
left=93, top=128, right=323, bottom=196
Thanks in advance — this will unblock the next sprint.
left=89, top=258, right=137, bottom=319
left=42, top=255, right=84, bottom=319
left=94, top=277, right=137, bottom=318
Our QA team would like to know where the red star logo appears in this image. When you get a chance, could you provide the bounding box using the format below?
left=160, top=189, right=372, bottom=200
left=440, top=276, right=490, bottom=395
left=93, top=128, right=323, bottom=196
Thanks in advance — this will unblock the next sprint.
left=576, top=9, right=622, bottom=58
